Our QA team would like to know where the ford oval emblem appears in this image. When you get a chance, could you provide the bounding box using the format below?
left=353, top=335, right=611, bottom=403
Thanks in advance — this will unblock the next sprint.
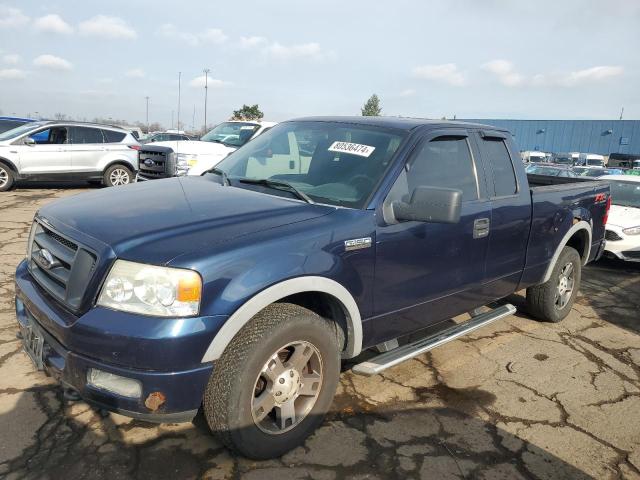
left=36, top=249, right=58, bottom=270
left=144, top=159, right=154, bottom=167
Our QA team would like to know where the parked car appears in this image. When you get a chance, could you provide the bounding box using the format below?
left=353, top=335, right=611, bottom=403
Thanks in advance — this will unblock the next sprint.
left=15, top=117, right=609, bottom=459
left=607, top=153, right=640, bottom=169
left=141, top=132, right=196, bottom=144
left=137, top=120, right=276, bottom=180
left=597, top=175, right=640, bottom=262
left=0, top=121, right=139, bottom=191
left=575, top=153, right=605, bottom=168
left=0, top=116, right=36, bottom=134
left=521, top=150, right=548, bottom=163
left=550, top=153, right=576, bottom=166
left=526, top=164, right=578, bottom=177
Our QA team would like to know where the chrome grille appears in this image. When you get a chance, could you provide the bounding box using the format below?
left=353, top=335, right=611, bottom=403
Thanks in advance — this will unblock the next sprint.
left=138, top=150, right=173, bottom=179
left=28, top=221, right=96, bottom=311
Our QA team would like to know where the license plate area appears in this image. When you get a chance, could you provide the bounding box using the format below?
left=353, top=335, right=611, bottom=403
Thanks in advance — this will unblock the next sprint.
left=20, top=318, right=45, bottom=370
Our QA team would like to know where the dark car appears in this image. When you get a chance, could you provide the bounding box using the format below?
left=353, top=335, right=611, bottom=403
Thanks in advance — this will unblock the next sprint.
left=0, top=116, right=35, bottom=134
left=15, top=117, right=609, bottom=459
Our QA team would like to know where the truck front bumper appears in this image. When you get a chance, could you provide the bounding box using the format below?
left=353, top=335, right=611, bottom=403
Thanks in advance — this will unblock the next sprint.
left=14, top=260, right=224, bottom=422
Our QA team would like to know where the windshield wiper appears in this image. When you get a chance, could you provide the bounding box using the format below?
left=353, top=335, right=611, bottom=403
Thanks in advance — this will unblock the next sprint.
left=238, top=178, right=314, bottom=204
left=208, top=167, right=230, bottom=186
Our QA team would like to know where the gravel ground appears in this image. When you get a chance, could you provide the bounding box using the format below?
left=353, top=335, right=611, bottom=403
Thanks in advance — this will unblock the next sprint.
left=0, top=186, right=639, bottom=480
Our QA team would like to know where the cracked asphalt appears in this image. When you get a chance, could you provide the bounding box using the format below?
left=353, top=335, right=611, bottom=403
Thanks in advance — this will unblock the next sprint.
left=1, top=186, right=639, bottom=480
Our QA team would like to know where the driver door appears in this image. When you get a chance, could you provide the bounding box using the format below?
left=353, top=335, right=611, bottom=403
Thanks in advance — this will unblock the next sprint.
left=16, top=126, right=72, bottom=175
left=372, top=129, right=492, bottom=341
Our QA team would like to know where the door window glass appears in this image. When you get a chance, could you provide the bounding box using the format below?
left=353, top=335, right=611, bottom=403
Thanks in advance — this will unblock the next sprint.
left=30, top=127, right=68, bottom=145
left=406, top=136, right=478, bottom=201
left=70, top=127, right=104, bottom=144
left=481, top=137, right=517, bottom=197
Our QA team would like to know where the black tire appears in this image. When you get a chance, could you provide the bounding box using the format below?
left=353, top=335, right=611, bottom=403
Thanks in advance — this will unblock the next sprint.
left=103, top=164, right=133, bottom=187
left=0, top=163, right=15, bottom=192
left=526, top=246, right=581, bottom=323
left=203, top=303, right=342, bottom=459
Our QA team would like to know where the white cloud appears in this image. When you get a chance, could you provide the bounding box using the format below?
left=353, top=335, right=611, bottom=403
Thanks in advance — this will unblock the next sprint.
left=158, top=24, right=227, bottom=46
left=483, top=60, right=624, bottom=88
left=125, top=68, right=145, bottom=78
left=189, top=75, right=229, bottom=88
left=33, top=54, right=73, bottom=71
left=412, top=63, right=466, bottom=86
left=264, top=42, right=326, bottom=61
left=481, top=60, right=524, bottom=87
left=0, top=68, right=26, bottom=79
left=240, top=36, right=267, bottom=48
left=558, top=66, right=624, bottom=86
left=199, top=28, right=228, bottom=44
left=34, top=14, right=73, bottom=34
left=79, top=15, right=137, bottom=39
left=0, top=5, right=29, bottom=28
left=3, top=54, right=21, bottom=65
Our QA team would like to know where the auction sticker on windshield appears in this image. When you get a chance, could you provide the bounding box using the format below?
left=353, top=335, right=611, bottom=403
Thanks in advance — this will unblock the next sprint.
left=328, top=141, right=376, bottom=158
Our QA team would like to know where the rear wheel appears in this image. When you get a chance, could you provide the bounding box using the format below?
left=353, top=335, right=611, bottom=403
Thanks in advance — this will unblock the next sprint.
left=203, top=303, right=342, bottom=459
left=0, top=163, right=15, bottom=192
left=103, top=164, right=133, bottom=187
left=526, top=246, right=581, bottom=322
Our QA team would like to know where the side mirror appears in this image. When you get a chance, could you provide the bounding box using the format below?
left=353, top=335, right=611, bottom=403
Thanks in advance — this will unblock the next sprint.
left=392, top=186, right=462, bottom=224
left=24, top=137, right=36, bottom=146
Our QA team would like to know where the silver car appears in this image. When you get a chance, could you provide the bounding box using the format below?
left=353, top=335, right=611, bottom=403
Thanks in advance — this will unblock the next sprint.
left=0, top=121, right=139, bottom=191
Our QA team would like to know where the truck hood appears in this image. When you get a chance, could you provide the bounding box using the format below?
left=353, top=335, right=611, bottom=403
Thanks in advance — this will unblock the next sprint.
left=608, top=205, right=640, bottom=229
left=151, top=140, right=236, bottom=156
left=37, top=177, right=335, bottom=264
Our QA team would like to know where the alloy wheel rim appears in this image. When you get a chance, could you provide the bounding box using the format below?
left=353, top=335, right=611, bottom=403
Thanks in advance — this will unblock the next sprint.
left=110, top=168, right=130, bottom=186
left=251, top=340, right=323, bottom=435
left=555, top=261, right=575, bottom=309
left=0, top=167, right=7, bottom=188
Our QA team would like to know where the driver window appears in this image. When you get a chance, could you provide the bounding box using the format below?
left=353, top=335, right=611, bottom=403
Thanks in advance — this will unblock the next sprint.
left=29, top=127, right=68, bottom=145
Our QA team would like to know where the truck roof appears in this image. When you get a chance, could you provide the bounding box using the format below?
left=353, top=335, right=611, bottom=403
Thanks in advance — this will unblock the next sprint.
left=286, top=116, right=510, bottom=133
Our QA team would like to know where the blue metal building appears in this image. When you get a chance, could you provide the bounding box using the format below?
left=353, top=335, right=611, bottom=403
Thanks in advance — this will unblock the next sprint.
left=463, top=119, right=640, bottom=155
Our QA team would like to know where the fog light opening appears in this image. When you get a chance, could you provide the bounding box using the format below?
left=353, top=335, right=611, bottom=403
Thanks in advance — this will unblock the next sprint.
left=86, top=368, right=142, bottom=399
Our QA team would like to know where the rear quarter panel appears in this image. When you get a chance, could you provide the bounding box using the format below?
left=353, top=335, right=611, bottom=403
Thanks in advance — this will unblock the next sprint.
left=520, top=181, right=609, bottom=287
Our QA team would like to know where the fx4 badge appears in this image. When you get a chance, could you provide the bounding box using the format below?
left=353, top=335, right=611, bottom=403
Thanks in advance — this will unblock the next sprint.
left=344, top=237, right=372, bottom=251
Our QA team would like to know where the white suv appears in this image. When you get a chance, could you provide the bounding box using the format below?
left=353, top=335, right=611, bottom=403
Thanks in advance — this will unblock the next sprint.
left=0, top=121, right=139, bottom=191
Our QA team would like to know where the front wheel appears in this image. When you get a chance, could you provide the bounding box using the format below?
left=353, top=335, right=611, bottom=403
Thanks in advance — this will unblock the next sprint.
left=103, top=164, right=133, bottom=187
left=203, top=303, right=342, bottom=459
left=526, top=246, right=581, bottom=322
left=0, top=163, right=15, bottom=192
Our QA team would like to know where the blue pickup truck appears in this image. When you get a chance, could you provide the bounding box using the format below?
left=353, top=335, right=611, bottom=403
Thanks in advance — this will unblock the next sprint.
left=15, top=117, right=610, bottom=458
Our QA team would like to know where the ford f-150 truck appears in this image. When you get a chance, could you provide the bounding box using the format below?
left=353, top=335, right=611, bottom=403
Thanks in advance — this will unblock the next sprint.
left=136, top=120, right=276, bottom=180
left=15, top=117, right=609, bottom=459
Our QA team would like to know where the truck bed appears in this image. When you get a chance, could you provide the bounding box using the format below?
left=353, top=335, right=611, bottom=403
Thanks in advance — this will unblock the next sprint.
left=520, top=174, right=609, bottom=288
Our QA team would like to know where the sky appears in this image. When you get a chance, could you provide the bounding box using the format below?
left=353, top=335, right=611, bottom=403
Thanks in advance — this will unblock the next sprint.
left=0, top=0, right=639, bottom=129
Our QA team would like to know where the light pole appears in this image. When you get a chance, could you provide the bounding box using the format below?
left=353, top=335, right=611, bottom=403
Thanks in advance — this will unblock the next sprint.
left=177, top=72, right=182, bottom=131
left=203, top=68, right=210, bottom=131
left=145, top=96, right=150, bottom=133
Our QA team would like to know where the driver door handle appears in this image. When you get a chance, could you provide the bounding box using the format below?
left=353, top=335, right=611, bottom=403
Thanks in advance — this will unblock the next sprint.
left=473, top=218, right=490, bottom=239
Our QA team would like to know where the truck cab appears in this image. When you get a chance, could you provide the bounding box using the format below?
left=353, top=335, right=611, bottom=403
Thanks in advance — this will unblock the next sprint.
left=14, top=117, right=609, bottom=459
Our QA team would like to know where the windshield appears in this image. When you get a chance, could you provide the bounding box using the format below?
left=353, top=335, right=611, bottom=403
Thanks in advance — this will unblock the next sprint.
left=200, top=122, right=260, bottom=147
left=530, top=156, right=545, bottom=163
left=634, top=160, right=640, bottom=169
left=527, top=165, right=569, bottom=177
left=553, top=156, right=573, bottom=165
left=587, top=159, right=604, bottom=167
left=215, top=121, right=406, bottom=208
left=0, top=121, right=44, bottom=141
left=608, top=181, right=640, bottom=208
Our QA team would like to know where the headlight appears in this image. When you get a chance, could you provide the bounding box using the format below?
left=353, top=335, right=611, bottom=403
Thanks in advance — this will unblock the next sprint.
left=97, top=260, right=202, bottom=317
left=623, top=226, right=640, bottom=235
left=175, top=153, right=198, bottom=176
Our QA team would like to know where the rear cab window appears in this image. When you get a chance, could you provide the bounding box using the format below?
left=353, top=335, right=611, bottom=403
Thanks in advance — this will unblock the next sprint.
left=477, top=131, right=518, bottom=197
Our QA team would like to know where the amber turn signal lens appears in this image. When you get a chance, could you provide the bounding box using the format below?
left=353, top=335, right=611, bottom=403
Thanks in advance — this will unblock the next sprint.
left=177, top=272, right=202, bottom=303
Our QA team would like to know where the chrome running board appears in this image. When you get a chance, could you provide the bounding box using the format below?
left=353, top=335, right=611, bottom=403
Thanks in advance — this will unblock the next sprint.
left=352, top=304, right=516, bottom=376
